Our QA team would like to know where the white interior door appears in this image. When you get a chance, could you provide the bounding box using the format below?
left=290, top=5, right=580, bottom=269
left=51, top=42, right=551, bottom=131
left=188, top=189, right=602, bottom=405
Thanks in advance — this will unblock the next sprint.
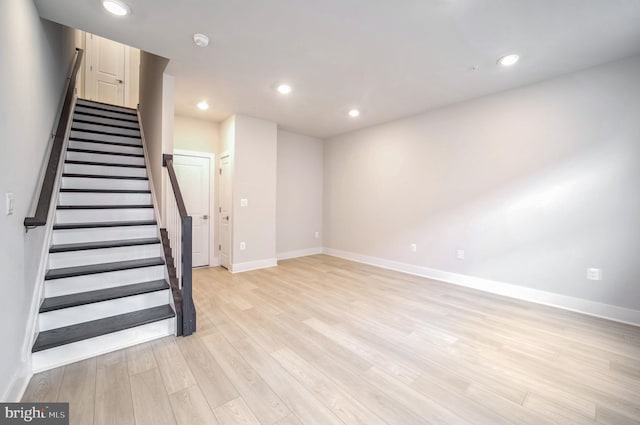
left=219, top=155, right=232, bottom=269
left=173, top=154, right=210, bottom=267
left=85, top=33, right=126, bottom=106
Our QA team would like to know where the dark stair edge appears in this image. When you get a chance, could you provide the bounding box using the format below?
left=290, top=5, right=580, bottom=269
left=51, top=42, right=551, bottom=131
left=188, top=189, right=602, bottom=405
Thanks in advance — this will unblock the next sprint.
left=72, top=118, right=141, bottom=132
left=69, top=137, right=143, bottom=148
left=57, top=204, right=153, bottom=210
left=62, top=173, right=148, bottom=180
left=66, top=148, right=144, bottom=158
left=39, top=280, right=170, bottom=313
left=50, top=237, right=160, bottom=253
left=76, top=99, right=138, bottom=114
left=73, top=110, right=140, bottom=123
left=69, top=128, right=142, bottom=139
left=45, top=257, right=165, bottom=280
left=60, top=189, right=151, bottom=194
left=32, top=305, right=175, bottom=352
left=64, top=160, right=146, bottom=169
left=53, top=220, right=157, bottom=230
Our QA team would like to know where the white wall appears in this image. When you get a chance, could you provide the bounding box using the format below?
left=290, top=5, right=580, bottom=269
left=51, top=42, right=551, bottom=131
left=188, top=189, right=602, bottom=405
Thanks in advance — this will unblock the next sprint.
left=277, top=130, right=323, bottom=258
left=324, top=55, right=640, bottom=313
left=232, top=115, right=278, bottom=270
left=128, top=47, right=140, bottom=108
left=0, top=1, right=75, bottom=400
left=138, top=51, right=170, bottom=217
left=174, top=115, right=220, bottom=154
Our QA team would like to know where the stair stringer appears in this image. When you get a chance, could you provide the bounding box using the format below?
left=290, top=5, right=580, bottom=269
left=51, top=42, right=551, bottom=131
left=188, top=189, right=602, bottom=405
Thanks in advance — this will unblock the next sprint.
left=136, top=109, right=180, bottom=333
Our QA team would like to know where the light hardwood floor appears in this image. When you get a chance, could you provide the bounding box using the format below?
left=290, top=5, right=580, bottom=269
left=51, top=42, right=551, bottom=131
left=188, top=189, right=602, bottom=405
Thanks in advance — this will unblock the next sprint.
left=23, top=255, right=640, bottom=425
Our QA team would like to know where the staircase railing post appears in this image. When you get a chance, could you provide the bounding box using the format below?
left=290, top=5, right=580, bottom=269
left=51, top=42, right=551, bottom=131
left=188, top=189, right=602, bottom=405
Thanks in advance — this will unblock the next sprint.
left=181, top=215, right=196, bottom=336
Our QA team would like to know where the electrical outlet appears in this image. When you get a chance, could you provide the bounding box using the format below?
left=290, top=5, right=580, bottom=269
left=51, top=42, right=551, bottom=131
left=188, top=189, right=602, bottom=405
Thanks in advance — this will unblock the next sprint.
left=240, top=198, right=248, bottom=207
left=456, top=249, right=465, bottom=260
left=587, top=268, right=602, bottom=281
left=240, top=242, right=246, bottom=250
left=314, top=231, right=320, bottom=239
left=410, top=243, right=417, bottom=252
left=5, top=193, right=14, bottom=216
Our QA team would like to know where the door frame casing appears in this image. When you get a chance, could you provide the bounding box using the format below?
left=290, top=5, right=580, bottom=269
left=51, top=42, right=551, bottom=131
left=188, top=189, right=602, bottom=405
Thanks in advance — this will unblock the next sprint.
left=173, top=149, right=217, bottom=267
left=218, top=151, right=233, bottom=270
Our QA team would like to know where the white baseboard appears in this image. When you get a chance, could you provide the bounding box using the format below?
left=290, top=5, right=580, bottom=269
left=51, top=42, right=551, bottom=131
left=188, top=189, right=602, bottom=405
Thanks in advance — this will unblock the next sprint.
left=2, top=361, right=32, bottom=402
left=231, top=258, right=278, bottom=273
left=323, top=248, right=640, bottom=327
left=277, top=247, right=324, bottom=260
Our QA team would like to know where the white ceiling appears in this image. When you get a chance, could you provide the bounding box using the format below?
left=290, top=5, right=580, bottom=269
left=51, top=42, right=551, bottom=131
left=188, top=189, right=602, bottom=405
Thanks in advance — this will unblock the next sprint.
left=35, top=0, right=640, bottom=138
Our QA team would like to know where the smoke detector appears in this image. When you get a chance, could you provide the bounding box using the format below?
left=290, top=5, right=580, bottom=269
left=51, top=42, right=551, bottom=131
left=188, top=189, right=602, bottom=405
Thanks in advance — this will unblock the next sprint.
left=193, top=34, right=210, bottom=48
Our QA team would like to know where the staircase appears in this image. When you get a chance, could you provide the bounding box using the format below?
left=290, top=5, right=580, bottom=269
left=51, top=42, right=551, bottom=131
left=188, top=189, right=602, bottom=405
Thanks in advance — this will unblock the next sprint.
left=32, top=99, right=176, bottom=372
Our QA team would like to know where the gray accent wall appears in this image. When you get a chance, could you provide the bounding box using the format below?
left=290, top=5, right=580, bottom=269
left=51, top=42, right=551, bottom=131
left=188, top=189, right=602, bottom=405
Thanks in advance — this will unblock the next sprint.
left=324, top=55, right=640, bottom=311
left=0, top=1, right=75, bottom=400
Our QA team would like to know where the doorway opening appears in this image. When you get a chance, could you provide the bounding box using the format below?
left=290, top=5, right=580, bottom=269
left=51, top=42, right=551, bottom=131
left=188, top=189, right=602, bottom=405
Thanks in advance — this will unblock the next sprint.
left=77, top=31, right=140, bottom=108
left=173, top=150, right=216, bottom=268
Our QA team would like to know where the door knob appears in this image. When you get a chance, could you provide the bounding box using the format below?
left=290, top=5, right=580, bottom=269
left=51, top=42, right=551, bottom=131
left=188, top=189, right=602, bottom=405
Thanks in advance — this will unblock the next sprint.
left=203, top=215, right=209, bottom=219
left=116, top=79, right=123, bottom=84
left=224, top=216, right=229, bottom=220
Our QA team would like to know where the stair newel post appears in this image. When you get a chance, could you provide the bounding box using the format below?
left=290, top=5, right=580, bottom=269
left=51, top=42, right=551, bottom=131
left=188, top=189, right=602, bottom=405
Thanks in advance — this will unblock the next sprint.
left=181, top=215, right=196, bottom=336
left=161, top=153, right=196, bottom=336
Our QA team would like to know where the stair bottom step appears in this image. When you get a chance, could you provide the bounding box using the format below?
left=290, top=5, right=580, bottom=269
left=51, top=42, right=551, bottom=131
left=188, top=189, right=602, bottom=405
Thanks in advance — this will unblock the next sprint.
left=32, top=316, right=174, bottom=373
left=33, top=305, right=175, bottom=353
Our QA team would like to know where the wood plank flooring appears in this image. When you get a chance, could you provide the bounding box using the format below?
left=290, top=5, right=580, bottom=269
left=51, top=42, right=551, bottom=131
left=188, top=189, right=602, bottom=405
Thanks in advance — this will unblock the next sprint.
left=22, top=255, right=640, bottom=425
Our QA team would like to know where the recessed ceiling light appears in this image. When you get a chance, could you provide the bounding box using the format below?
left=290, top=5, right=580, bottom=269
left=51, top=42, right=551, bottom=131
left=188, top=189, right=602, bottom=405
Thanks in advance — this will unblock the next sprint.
left=498, top=54, right=520, bottom=67
left=348, top=109, right=360, bottom=118
left=193, top=33, right=209, bottom=48
left=276, top=84, right=292, bottom=95
left=197, top=101, right=209, bottom=111
left=102, top=0, right=130, bottom=16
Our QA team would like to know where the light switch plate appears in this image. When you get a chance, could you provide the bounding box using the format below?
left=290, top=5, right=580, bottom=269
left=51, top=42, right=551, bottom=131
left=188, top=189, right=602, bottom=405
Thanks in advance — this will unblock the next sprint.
left=240, top=198, right=248, bottom=207
left=456, top=249, right=465, bottom=260
left=587, top=268, right=602, bottom=281
left=5, top=193, right=14, bottom=216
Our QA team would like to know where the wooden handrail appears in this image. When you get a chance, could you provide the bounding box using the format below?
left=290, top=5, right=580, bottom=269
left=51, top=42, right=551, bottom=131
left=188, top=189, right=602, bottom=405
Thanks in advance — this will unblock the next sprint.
left=24, top=48, right=84, bottom=230
left=162, top=154, right=188, bottom=217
